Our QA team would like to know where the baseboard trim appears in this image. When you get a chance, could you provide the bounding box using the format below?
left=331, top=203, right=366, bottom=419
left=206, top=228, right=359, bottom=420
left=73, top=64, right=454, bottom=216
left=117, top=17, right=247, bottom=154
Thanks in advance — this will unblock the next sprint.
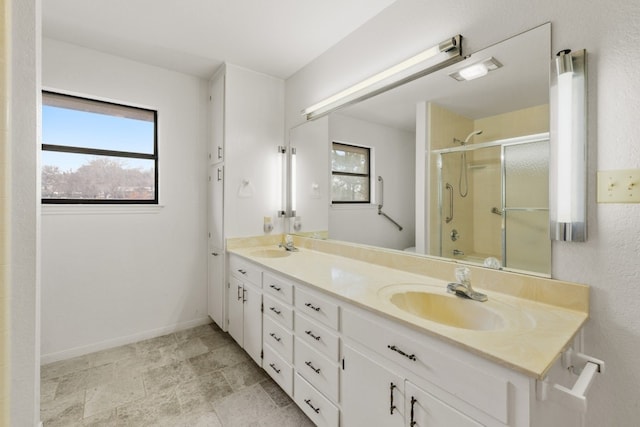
left=40, top=316, right=212, bottom=365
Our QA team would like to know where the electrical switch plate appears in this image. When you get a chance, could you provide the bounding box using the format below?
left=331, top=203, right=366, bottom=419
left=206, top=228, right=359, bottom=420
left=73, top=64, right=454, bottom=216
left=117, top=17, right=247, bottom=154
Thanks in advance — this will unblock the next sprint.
left=597, top=169, right=640, bottom=203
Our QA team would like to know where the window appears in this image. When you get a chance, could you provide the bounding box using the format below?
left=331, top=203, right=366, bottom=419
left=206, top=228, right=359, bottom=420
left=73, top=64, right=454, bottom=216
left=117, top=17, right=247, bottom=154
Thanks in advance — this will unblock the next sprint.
left=331, top=142, right=370, bottom=203
left=41, top=91, right=158, bottom=204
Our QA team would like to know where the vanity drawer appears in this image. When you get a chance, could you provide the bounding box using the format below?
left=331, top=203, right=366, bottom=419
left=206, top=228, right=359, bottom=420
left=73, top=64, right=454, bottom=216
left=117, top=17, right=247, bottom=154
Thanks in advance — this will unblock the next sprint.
left=341, top=308, right=509, bottom=424
left=263, top=294, right=294, bottom=330
left=294, top=338, right=339, bottom=403
left=295, top=312, right=340, bottom=362
left=295, top=286, right=339, bottom=330
left=228, top=255, right=261, bottom=286
left=294, top=373, right=339, bottom=427
left=263, top=344, right=293, bottom=396
left=263, top=272, right=294, bottom=304
left=263, top=316, right=293, bottom=363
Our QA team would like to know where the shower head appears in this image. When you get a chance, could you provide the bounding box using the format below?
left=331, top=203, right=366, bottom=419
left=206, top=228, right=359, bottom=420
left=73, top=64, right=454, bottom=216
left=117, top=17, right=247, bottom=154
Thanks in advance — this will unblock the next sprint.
left=463, top=130, right=483, bottom=144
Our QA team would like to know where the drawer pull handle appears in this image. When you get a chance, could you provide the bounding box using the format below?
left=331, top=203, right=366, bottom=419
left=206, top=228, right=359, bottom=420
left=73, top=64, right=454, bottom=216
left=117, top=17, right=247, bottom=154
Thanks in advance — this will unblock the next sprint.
left=305, top=360, right=321, bottom=374
left=269, top=332, right=281, bottom=342
left=304, top=399, right=320, bottom=414
left=305, top=330, right=321, bottom=341
left=390, top=382, right=397, bottom=415
left=242, top=288, right=247, bottom=303
left=238, top=269, right=247, bottom=275
left=305, top=302, right=321, bottom=312
left=269, top=284, right=282, bottom=292
left=269, top=363, right=281, bottom=374
left=269, top=307, right=281, bottom=315
left=387, top=345, right=417, bottom=361
left=410, top=396, right=417, bottom=426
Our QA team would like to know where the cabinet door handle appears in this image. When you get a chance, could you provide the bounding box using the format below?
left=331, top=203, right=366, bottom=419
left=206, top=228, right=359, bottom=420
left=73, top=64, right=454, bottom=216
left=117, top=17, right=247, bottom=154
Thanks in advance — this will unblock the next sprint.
left=305, top=330, right=321, bottom=341
left=387, top=344, right=417, bottom=361
left=269, top=307, right=281, bottom=315
left=305, top=360, right=321, bottom=374
left=304, top=399, right=320, bottom=414
left=268, top=363, right=280, bottom=374
left=217, top=146, right=223, bottom=160
left=269, top=332, right=281, bottom=342
left=237, top=285, right=242, bottom=301
left=304, top=302, right=321, bottom=312
left=269, top=284, right=282, bottom=292
left=217, top=167, right=223, bottom=181
left=237, top=269, right=247, bottom=275
left=390, top=382, right=397, bottom=415
left=212, top=252, right=219, bottom=256
left=410, top=396, right=417, bottom=426
left=242, top=288, right=247, bottom=303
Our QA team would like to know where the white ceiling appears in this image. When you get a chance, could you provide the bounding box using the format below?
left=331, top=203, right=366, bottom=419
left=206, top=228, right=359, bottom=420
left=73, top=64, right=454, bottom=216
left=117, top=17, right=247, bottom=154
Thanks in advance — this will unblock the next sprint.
left=42, top=0, right=397, bottom=79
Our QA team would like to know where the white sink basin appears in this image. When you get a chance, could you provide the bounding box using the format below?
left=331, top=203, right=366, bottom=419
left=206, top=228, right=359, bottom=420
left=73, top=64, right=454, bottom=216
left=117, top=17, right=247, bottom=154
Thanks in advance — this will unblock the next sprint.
left=249, top=249, right=291, bottom=259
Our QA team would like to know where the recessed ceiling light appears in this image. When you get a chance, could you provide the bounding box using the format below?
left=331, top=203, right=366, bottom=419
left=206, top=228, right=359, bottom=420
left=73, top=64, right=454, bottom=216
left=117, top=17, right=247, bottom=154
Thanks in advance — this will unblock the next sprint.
left=449, top=57, right=503, bottom=81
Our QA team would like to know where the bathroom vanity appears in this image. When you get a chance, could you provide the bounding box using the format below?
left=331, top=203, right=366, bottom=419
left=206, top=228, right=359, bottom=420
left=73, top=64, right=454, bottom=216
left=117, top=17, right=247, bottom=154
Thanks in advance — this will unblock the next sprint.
left=221, top=236, right=596, bottom=427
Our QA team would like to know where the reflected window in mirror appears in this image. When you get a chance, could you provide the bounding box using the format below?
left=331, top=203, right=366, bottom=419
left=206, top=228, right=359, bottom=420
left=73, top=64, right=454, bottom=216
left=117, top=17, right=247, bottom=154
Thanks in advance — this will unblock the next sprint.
left=331, top=142, right=371, bottom=203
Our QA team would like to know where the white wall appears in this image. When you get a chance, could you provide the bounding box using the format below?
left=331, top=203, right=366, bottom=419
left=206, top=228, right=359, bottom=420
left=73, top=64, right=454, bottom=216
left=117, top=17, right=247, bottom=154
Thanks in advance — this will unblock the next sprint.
left=10, top=0, right=41, bottom=424
left=40, top=39, right=209, bottom=362
left=329, top=113, right=415, bottom=250
left=285, top=0, right=640, bottom=425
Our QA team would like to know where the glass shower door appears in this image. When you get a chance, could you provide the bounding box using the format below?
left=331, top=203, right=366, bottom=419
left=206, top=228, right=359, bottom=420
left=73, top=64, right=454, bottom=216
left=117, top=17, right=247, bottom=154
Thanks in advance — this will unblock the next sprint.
left=502, top=139, right=550, bottom=274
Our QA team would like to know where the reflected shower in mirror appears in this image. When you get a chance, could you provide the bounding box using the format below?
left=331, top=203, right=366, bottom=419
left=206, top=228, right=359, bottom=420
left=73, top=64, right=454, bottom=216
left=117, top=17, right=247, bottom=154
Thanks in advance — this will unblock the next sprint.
left=290, top=23, right=552, bottom=276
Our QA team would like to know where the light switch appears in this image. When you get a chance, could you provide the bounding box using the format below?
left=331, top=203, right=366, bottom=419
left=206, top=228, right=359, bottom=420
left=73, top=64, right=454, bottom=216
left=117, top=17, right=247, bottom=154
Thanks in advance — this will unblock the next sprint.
left=597, top=169, right=640, bottom=203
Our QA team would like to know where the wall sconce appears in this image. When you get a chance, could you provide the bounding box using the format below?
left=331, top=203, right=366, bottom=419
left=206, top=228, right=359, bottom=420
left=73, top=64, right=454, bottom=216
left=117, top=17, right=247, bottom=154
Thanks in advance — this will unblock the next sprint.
left=550, top=49, right=587, bottom=241
left=289, top=147, right=297, bottom=217
left=277, top=145, right=287, bottom=217
left=302, top=35, right=463, bottom=120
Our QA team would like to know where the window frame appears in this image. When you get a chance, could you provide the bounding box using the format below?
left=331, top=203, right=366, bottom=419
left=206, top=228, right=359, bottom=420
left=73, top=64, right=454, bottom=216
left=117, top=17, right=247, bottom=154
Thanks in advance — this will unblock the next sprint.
left=41, top=90, right=159, bottom=205
left=331, top=141, right=371, bottom=204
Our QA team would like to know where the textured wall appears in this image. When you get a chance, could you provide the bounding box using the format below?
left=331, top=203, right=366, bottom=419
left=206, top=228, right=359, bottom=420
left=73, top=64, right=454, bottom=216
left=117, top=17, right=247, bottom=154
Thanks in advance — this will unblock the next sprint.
left=285, top=0, right=640, bottom=424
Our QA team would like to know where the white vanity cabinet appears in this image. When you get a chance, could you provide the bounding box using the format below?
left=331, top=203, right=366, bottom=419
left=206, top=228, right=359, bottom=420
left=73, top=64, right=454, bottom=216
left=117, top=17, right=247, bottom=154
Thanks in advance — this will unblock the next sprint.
left=226, top=254, right=263, bottom=365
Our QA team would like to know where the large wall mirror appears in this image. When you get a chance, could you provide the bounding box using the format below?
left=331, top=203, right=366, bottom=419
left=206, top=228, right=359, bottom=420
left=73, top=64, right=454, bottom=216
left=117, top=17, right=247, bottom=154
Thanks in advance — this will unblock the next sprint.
left=290, top=23, right=552, bottom=276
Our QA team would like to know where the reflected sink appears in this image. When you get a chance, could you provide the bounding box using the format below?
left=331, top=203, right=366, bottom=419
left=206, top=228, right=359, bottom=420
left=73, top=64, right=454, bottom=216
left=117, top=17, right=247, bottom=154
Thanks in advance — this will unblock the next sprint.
left=381, top=287, right=506, bottom=331
left=249, top=249, right=291, bottom=258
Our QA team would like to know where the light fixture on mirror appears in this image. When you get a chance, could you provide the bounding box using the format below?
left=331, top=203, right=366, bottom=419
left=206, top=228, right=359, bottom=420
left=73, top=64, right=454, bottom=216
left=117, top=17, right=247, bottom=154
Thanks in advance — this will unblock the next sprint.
left=277, top=145, right=287, bottom=217
left=448, top=57, right=503, bottom=81
left=302, top=35, right=463, bottom=120
left=550, top=49, right=587, bottom=242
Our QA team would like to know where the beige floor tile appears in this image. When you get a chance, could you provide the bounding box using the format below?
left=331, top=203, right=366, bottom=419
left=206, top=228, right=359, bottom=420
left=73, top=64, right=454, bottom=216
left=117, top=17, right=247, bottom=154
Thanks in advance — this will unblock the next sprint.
left=174, top=323, right=217, bottom=343
left=41, top=378, right=59, bottom=403
left=259, top=378, right=292, bottom=407
left=135, top=333, right=177, bottom=356
left=41, top=353, right=94, bottom=380
left=222, top=360, right=268, bottom=391
left=188, top=342, right=250, bottom=376
left=213, top=383, right=278, bottom=427
left=55, top=363, right=115, bottom=398
left=143, top=359, right=198, bottom=394
left=40, top=390, right=85, bottom=427
left=116, top=389, right=181, bottom=426
left=175, top=370, right=233, bottom=415
left=83, top=375, right=146, bottom=418
left=252, top=403, right=315, bottom=427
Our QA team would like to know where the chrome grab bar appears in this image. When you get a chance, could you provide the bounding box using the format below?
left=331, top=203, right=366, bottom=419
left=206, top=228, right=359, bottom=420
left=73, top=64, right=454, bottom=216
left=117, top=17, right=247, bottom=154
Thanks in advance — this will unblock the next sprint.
left=445, top=183, right=454, bottom=223
left=377, top=176, right=403, bottom=231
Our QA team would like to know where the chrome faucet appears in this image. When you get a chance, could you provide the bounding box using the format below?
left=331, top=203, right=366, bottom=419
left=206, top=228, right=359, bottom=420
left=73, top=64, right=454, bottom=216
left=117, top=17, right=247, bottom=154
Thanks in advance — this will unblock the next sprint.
left=278, top=234, right=298, bottom=252
left=447, top=267, right=487, bottom=302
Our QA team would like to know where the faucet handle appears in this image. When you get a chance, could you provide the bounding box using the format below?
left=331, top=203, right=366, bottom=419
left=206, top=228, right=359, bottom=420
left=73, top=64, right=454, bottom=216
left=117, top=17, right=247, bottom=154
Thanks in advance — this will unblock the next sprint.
left=455, top=266, right=471, bottom=285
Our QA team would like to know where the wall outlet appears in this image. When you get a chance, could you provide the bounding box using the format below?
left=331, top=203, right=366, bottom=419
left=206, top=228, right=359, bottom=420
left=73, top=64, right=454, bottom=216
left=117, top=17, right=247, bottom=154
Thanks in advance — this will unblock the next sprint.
left=597, top=169, right=640, bottom=203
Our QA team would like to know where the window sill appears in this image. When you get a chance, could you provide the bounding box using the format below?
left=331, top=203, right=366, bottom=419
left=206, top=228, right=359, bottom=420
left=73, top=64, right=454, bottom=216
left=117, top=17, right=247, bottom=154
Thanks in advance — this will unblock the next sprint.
left=42, top=204, right=165, bottom=215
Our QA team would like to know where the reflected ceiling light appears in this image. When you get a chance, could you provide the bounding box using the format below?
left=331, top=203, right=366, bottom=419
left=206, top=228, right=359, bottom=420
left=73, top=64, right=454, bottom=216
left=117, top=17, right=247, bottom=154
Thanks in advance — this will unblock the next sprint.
left=550, top=49, right=587, bottom=242
left=449, top=57, right=502, bottom=81
left=302, top=35, right=463, bottom=120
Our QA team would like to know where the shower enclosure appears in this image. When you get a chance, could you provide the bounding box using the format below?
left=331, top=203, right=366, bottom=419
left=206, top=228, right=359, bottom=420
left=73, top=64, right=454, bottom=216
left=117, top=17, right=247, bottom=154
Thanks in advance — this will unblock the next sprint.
left=434, top=133, right=550, bottom=275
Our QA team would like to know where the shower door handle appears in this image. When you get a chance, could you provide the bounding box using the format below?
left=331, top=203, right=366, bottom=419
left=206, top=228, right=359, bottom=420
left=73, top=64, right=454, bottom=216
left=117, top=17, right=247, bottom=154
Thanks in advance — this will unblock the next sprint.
left=445, top=183, right=454, bottom=223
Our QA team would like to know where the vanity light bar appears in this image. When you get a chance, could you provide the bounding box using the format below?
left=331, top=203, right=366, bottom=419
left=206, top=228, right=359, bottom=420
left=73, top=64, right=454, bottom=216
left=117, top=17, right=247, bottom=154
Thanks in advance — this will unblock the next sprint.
left=302, top=35, right=463, bottom=120
left=549, top=49, right=587, bottom=242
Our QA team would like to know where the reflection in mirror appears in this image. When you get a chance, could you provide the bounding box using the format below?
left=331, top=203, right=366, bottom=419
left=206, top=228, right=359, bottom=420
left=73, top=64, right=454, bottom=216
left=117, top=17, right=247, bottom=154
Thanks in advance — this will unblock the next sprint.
left=290, top=24, right=552, bottom=276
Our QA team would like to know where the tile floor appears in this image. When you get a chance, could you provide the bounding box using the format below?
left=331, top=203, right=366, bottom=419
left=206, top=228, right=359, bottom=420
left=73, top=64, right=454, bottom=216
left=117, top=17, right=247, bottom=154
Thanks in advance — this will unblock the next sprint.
left=40, top=323, right=314, bottom=426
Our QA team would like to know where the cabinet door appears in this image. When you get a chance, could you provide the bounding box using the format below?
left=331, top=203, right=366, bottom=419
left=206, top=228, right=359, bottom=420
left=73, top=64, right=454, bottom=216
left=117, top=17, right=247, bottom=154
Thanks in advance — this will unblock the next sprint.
left=341, top=344, right=404, bottom=427
left=406, top=381, right=482, bottom=427
left=243, top=281, right=263, bottom=366
left=209, top=73, right=224, bottom=164
left=227, top=276, right=244, bottom=346
left=207, top=250, right=225, bottom=329
left=208, top=164, right=224, bottom=249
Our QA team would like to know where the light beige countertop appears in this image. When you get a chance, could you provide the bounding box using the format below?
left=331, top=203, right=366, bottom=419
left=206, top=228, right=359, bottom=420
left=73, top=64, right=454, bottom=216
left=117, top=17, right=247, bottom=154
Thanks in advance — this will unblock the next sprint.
left=227, top=237, right=589, bottom=379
